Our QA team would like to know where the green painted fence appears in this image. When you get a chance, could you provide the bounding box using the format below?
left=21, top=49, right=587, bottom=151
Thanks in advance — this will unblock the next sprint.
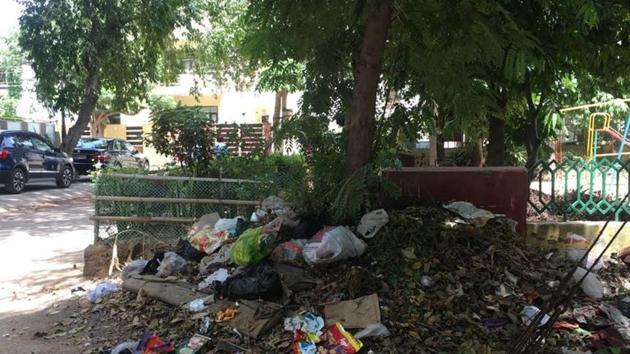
left=529, top=159, right=630, bottom=220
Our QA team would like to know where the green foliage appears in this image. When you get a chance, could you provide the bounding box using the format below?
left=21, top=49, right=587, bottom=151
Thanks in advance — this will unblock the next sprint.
left=18, top=0, right=194, bottom=113
left=0, top=97, right=19, bottom=119
left=146, top=94, right=177, bottom=114
left=0, top=31, right=24, bottom=102
left=146, top=107, right=216, bottom=174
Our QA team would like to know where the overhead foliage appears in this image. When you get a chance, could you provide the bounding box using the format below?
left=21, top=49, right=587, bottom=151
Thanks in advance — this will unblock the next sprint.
left=18, top=0, right=196, bottom=151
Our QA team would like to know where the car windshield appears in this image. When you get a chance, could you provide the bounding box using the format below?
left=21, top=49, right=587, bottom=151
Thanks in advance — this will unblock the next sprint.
left=77, top=138, right=108, bottom=149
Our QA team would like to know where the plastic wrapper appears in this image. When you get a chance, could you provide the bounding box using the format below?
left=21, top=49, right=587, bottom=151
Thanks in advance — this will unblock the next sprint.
left=303, top=226, right=366, bottom=265
left=353, top=324, right=389, bottom=340
left=572, top=267, right=604, bottom=299
left=122, top=260, right=149, bottom=280
left=230, top=227, right=276, bottom=266
left=270, top=239, right=308, bottom=265
left=356, top=209, right=389, bottom=238
left=84, top=281, right=120, bottom=303
left=291, top=330, right=318, bottom=354
left=321, top=323, right=363, bottom=354
left=198, top=268, right=230, bottom=289
left=520, top=305, right=550, bottom=326
left=444, top=201, right=495, bottom=227
left=189, top=229, right=230, bottom=255
left=215, top=217, right=241, bottom=235
left=156, top=252, right=187, bottom=278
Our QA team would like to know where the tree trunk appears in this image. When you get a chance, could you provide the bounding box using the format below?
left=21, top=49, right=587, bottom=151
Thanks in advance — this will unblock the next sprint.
left=61, top=70, right=100, bottom=153
left=471, top=139, right=484, bottom=167
left=525, top=112, right=542, bottom=179
left=486, top=116, right=505, bottom=166
left=61, top=110, right=67, bottom=143
left=435, top=110, right=445, bottom=164
left=344, top=0, right=392, bottom=177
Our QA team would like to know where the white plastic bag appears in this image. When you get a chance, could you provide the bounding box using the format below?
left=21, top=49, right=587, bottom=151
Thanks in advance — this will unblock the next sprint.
left=156, top=252, right=187, bottom=277
left=121, top=260, right=148, bottom=280
left=303, top=226, right=367, bottom=265
left=198, top=268, right=230, bottom=289
left=357, top=209, right=389, bottom=239
left=583, top=237, right=607, bottom=271
left=215, top=217, right=241, bottom=234
left=84, top=281, right=120, bottom=303
left=354, top=323, right=391, bottom=339
left=444, top=201, right=495, bottom=227
left=571, top=267, right=604, bottom=299
left=110, top=341, right=139, bottom=354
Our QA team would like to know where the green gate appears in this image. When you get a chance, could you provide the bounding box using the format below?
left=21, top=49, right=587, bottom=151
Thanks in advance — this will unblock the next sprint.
left=529, top=159, right=630, bottom=220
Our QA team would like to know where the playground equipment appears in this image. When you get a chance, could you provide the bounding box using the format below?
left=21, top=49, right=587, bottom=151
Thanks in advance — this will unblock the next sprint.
left=585, top=112, right=630, bottom=162
left=558, top=98, right=630, bottom=162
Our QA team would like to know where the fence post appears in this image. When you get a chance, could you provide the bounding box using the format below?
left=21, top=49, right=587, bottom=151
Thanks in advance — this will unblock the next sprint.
left=219, top=167, right=224, bottom=216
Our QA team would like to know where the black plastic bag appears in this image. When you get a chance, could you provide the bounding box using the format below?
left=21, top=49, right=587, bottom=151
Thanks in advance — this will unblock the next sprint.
left=235, top=218, right=252, bottom=237
left=219, top=263, right=283, bottom=301
left=140, top=251, right=164, bottom=275
left=175, top=239, right=205, bottom=262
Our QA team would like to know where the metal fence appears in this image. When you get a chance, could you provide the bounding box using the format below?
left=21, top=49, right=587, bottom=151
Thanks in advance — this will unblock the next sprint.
left=529, top=158, right=630, bottom=220
left=93, top=172, right=277, bottom=242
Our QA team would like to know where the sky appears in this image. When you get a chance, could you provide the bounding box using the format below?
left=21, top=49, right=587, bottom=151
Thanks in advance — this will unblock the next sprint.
left=0, top=0, right=21, bottom=37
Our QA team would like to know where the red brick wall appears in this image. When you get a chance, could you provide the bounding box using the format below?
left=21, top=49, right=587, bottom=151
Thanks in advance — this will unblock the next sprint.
left=383, top=167, right=528, bottom=235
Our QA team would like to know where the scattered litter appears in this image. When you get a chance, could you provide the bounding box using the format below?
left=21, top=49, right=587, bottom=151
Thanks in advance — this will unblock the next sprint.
left=84, top=281, right=120, bottom=303
left=186, top=298, right=207, bottom=312
left=520, top=306, right=550, bottom=326
left=156, top=252, right=187, bottom=278
left=420, top=275, right=434, bottom=288
left=356, top=209, right=389, bottom=238
left=110, top=341, right=139, bottom=354
left=230, top=227, right=277, bottom=266
left=303, top=226, right=367, bottom=265
left=121, top=259, right=149, bottom=280
left=219, top=263, right=283, bottom=301
left=443, top=201, right=495, bottom=227
left=198, top=244, right=233, bottom=274
left=175, top=334, right=211, bottom=354
left=324, top=293, right=381, bottom=329
left=199, top=316, right=212, bottom=334
left=216, top=307, right=238, bottom=322
left=197, top=268, right=230, bottom=289
left=230, top=300, right=283, bottom=339
left=354, top=323, right=390, bottom=339
left=321, top=322, right=363, bottom=354
left=571, top=267, right=604, bottom=299
left=270, top=239, right=308, bottom=265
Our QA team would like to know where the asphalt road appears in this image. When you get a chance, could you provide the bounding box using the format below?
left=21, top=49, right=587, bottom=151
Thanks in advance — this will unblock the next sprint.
left=0, top=180, right=94, bottom=353
left=0, top=178, right=93, bottom=213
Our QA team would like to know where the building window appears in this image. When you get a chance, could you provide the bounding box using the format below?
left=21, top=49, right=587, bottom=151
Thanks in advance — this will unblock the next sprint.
left=108, top=114, right=121, bottom=125
left=199, top=106, right=218, bottom=123
left=183, top=59, right=194, bottom=74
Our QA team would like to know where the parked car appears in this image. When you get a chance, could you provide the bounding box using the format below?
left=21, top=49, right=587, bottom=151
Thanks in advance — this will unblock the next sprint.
left=73, top=138, right=149, bottom=175
left=0, top=130, right=75, bottom=193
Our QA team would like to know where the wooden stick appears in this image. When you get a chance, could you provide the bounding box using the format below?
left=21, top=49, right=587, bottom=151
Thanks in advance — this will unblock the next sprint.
left=94, top=195, right=260, bottom=206
left=104, top=172, right=264, bottom=184
left=90, top=216, right=196, bottom=223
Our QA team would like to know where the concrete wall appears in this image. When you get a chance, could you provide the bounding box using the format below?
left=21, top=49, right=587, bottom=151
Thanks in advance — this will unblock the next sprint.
left=528, top=221, right=630, bottom=253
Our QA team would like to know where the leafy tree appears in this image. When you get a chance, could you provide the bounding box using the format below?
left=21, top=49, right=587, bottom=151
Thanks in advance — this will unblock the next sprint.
left=19, top=0, right=194, bottom=152
left=0, top=31, right=25, bottom=118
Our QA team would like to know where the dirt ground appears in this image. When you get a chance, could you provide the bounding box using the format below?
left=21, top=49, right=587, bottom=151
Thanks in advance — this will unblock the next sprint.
left=0, top=190, right=96, bottom=354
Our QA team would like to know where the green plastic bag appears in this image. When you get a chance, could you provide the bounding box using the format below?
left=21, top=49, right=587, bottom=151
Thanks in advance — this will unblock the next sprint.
left=230, top=227, right=275, bottom=266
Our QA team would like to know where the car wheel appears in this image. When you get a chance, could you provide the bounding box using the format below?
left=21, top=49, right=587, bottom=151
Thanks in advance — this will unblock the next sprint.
left=142, top=160, right=150, bottom=171
left=5, top=167, right=26, bottom=194
left=56, top=165, right=73, bottom=188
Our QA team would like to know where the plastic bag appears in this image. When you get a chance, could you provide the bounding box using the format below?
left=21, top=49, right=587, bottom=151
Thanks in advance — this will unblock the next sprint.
left=356, top=209, right=389, bottom=239
left=230, top=227, right=276, bottom=266
left=572, top=267, right=604, bottom=299
left=583, top=237, right=607, bottom=271
left=199, top=244, right=233, bottom=274
left=198, top=268, right=230, bottom=289
left=444, top=201, right=495, bottom=227
left=270, top=239, right=308, bottom=265
left=189, top=228, right=230, bottom=255
left=303, top=226, right=367, bottom=265
left=110, top=341, right=139, bottom=354
left=354, top=323, right=391, bottom=339
left=261, top=196, right=295, bottom=217
left=84, top=281, right=120, bottom=303
left=215, top=217, right=241, bottom=235
left=122, top=260, right=149, bottom=280
left=156, top=252, right=187, bottom=277
left=219, top=263, right=283, bottom=301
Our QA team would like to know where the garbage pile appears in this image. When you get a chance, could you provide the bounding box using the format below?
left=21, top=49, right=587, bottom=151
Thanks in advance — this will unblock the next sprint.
left=72, top=198, right=630, bottom=353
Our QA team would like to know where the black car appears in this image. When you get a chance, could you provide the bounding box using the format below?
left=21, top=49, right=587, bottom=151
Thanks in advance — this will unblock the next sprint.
left=0, top=130, right=75, bottom=193
left=73, top=138, right=149, bottom=175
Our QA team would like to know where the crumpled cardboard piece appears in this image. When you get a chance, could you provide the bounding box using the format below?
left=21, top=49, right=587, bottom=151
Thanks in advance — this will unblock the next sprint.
left=324, top=293, right=381, bottom=329
left=229, top=300, right=283, bottom=339
left=123, top=277, right=199, bottom=306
